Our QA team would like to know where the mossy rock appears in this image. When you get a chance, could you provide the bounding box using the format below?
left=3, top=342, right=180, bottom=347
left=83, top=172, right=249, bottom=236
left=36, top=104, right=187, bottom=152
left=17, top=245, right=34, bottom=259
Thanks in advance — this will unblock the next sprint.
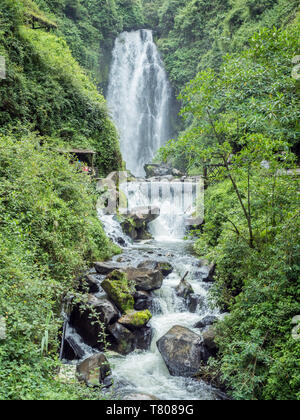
left=159, top=263, right=173, bottom=277
left=118, top=309, right=152, bottom=329
left=101, top=270, right=134, bottom=313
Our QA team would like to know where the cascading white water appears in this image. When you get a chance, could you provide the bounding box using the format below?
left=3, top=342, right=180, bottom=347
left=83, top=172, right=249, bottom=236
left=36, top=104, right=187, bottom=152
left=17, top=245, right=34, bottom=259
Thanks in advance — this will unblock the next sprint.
left=106, top=242, right=221, bottom=400
left=107, top=30, right=172, bottom=177
left=121, top=181, right=198, bottom=240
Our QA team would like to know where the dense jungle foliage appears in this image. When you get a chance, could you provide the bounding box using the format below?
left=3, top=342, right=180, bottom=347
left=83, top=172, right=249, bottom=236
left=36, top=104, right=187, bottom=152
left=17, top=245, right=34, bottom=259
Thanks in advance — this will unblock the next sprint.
left=34, top=0, right=145, bottom=89
left=145, top=0, right=300, bottom=94
left=0, top=0, right=123, bottom=173
left=158, top=11, right=300, bottom=400
left=0, top=0, right=123, bottom=399
left=0, top=135, right=120, bottom=399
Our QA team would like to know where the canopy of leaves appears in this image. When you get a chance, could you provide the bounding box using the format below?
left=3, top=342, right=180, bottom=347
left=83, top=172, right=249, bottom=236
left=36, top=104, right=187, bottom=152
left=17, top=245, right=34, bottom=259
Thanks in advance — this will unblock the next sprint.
left=145, top=0, right=300, bottom=94
left=158, top=22, right=300, bottom=171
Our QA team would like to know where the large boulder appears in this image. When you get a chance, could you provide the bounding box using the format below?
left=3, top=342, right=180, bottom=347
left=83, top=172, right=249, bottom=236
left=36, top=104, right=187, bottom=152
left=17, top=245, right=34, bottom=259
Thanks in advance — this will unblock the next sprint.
left=76, top=353, right=111, bottom=387
left=144, top=163, right=171, bottom=178
left=108, top=322, right=136, bottom=355
left=138, top=261, right=173, bottom=277
left=203, top=326, right=218, bottom=357
left=69, top=295, right=120, bottom=348
left=157, top=325, right=207, bottom=377
left=118, top=310, right=152, bottom=329
left=107, top=322, right=152, bottom=354
left=62, top=333, right=87, bottom=361
left=134, top=326, right=153, bottom=351
left=144, top=163, right=184, bottom=179
left=187, top=294, right=205, bottom=313
left=176, top=275, right=194, bottom=299
left=134, top=290, right=153, bottom=310
left=194, top=315, right=218, bottom=329
left=197, top=261, right=216, bottom=282
left=101, top=270, right=134, bottom=313
left=95, top=262, right=123, bottom=275
left=121, top=206, right=160, bottom=240
left=126, top=268, right=163, bottom=291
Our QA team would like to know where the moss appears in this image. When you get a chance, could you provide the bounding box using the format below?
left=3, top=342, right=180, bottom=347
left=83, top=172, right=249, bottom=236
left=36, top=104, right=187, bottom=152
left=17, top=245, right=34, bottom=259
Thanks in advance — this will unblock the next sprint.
left=120, top=309, right=152, bottom=328
left=130, top=310, right=152, bottom=327
left=101, top=270, right=134, bottom=313
left=159, top=263, right=173, bottom=276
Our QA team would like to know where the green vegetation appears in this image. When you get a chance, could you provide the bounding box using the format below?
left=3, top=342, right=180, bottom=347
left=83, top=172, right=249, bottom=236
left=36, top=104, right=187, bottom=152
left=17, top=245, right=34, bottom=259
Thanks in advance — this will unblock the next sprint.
left=33, top=0, right=145, bottom=88
left=0, top=0, right=123, bottom=400
left=0, top=0, right=299, bottom=402
left=144, top=0, right=300, bottom=94
left=159, top=15, right=300, bottom=400
left=0, top=0, right=122, bottom=174
left=0, top=134, right=119, bottom=399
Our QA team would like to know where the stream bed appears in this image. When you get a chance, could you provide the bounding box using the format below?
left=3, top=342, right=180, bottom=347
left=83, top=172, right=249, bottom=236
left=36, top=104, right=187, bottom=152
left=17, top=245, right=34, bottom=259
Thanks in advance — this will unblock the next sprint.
left=105, top=239, right=222, bottom=400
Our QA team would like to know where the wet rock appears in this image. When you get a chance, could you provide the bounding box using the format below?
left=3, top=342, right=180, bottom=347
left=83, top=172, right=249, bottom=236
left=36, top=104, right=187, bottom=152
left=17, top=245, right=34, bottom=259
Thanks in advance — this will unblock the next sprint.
left=96, top=178, right=109, bottom=193
left=102, top=375, right=114, bottom=389
left=213, top=390, right=232, bottom=401
left=160, top=175, right=174, bottom=182
left=194, top=316, right=218, bottom=329
left=157, top=325, right=207, bottom=377
left=118, top=309, right=152, bottom=329
left=106, top=171, right=119, bottom=184
left=134, top=325, right=153, bottom=351
left=63, top=334, right=86, bottom=360
left=187, top=294, right=205, bottom=313
left=108, top=322, right=136, bottom=355
left=172, top=168, right=183, bottom=177
left=138, top=261, right=173, bottom=277
left=126, top=268, right=163, bottom=291
left=120, top=206, right=160, bottom=241
left=101, top=270, right=135, bottom=313
left=201, top=262, right=216, bottom=282
left=203, top=326, right=218, bottom=356
left=76, top=353, right=111, bottom=387
left=144, top=163, right=184, bottom=178
left=160, top=263, right=174, bottom=277
left=69, top=295, right=120, bottom=348
left=95, top=261, right=122, bottom=275
left=56, top=365, right=77, bottom=384
left=144, top=163, right=170, bottom=178
left=134, top=290, right=152, bottom=310
left=79, top=274, right=100, bottom=294
left=176, top=275, right=194, bottom=299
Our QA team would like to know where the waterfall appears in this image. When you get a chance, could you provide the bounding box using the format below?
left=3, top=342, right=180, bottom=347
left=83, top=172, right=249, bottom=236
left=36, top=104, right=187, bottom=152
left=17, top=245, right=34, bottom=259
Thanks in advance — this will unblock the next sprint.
left=107, top=30, right=172, bottom=177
